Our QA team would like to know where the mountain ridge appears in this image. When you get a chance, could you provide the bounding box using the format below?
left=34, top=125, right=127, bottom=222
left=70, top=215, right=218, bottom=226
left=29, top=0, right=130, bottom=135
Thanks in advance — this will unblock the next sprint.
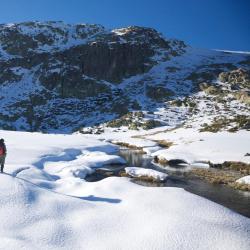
left=0, top=21, right=249, bottom=133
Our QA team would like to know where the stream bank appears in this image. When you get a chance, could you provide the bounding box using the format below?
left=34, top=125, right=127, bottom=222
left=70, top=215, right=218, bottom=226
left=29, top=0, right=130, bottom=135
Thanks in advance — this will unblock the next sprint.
left=86, top=148, right=250, bottom=218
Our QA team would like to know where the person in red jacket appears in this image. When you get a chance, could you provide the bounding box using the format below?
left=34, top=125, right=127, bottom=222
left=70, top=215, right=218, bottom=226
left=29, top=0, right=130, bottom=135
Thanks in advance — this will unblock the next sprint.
left=0, top=139, right=7, bottom=173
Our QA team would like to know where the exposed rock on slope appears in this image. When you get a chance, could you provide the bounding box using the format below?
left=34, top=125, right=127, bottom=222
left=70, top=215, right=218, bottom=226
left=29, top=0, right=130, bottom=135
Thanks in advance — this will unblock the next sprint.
left=0, top=21, right=249, bottom=132
left=219, top=68, right=250, bottom=89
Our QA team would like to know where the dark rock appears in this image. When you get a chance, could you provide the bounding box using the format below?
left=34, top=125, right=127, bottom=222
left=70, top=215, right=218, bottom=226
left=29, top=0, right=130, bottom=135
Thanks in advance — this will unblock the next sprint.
left=146, top=85, right=174, bottom=101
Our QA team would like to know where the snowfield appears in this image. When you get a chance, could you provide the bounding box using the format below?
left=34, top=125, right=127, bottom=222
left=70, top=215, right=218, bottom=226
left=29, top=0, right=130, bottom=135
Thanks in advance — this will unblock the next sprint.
left=149, top=128, right=250, bottom=164
left=0, top=130, right=250, bottom=250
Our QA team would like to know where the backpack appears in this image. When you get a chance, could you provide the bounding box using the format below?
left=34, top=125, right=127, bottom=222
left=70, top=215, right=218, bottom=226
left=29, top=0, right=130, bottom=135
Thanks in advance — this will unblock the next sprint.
left=0, top=146, right=4, bottom=156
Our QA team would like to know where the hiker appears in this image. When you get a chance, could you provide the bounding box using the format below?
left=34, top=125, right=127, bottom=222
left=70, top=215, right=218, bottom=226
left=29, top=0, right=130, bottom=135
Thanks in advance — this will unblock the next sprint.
left=0, top=139, right=7, bottom=173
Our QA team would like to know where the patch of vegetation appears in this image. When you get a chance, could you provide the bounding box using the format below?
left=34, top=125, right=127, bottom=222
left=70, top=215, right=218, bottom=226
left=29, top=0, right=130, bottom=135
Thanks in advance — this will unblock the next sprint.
left=199, top=82, right=225, bottom=96
left=200, top=115, right=250, bottom=132
left=190, top=168, right=250, bottom=192
left=119, top=171, right=165, bottom=183
left=106, top=111, right=144, bottom=128
left=204, top=86, right=223, bottom=95
left=153, top=156, right=169, bottom=165
left=128, top=122, right=140, bottom=130
left=191, top=168, right=236, bottom=184
left=169, top=99, right=183, bottom=107
left=141, top=120, right=162, bottom=130
left=106, top=119, right=129, bottom=128
left=234, top=91, right=250, bottom=105
left=79, top=127, right=104, bottom=135
left=219, top=68, right=250, bottom=89
left=153, top=140, right=173, bottom=148
left=170, top=97, right=197, bottom=109
left=111, top=142, right=145, bottom=152
left=209, top=161, right=250, bottom=175
left=230, top=182, right=250, bottom=192
left=106, top=112, right=162, bottom=130
left=146, top=85, right=174, bottom=101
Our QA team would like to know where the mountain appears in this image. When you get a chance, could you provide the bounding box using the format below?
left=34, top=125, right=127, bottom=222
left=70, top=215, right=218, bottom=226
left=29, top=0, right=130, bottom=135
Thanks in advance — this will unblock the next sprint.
left=0, top=21, right=249, bottom=133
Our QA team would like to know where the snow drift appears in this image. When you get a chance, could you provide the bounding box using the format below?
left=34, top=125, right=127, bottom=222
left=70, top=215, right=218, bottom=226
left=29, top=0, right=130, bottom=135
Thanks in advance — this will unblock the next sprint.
left=0, top=130, right=249, bottom=250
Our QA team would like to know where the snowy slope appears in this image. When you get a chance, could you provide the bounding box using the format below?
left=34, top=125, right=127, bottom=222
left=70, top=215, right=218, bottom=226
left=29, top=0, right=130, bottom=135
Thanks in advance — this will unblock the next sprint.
left=0, top=21, right=249, bottom=132
left=0, top=130, right=250, bottom=250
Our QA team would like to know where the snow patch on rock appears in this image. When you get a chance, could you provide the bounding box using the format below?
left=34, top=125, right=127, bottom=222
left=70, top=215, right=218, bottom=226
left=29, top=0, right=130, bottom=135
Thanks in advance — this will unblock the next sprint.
left=125, top=167, right=168, bottom=181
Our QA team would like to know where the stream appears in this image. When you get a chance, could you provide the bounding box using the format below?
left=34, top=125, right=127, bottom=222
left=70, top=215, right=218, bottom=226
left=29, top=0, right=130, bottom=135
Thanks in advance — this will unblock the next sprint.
left=86, top=148, right=250, bottom=218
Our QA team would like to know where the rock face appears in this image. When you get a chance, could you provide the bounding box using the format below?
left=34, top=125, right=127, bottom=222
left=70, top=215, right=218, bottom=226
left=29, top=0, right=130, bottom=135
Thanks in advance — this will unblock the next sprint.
left=0, top=22, right=175, bottom=84
left=0, top=21, right=249, bottom=133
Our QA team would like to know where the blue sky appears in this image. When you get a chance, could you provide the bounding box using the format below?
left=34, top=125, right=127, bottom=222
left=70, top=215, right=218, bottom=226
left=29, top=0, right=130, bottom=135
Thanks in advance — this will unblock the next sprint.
left=0, top=0, right=249, bottom=51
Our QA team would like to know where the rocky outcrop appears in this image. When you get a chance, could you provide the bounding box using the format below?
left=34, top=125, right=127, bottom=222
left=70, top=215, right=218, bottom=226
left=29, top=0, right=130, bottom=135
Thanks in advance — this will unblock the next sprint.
left=146, top=85, right=174, bottom=101
left=219, top=68, right=250, bottom=89
left=0, top=21, right=249, bottom=133
left=0, top=22, right=186, bottom=88
left=234, top=91, right=250, bottom=105
left=57, top=42, right=154, bottom=83
left=0, top=22, right=186, bottom=132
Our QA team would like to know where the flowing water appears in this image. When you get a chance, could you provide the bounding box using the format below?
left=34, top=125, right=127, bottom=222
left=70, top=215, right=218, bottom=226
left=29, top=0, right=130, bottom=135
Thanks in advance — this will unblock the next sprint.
left=86, top=148, right=250, bottom=218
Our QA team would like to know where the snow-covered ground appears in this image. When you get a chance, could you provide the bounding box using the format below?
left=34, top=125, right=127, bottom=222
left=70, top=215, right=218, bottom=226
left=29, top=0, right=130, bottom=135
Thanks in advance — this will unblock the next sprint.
left=148, top=128, right=250, bottom=164
left=0, top=130, right=250, bottom=250
left=92, top=127, right=250, bottom=164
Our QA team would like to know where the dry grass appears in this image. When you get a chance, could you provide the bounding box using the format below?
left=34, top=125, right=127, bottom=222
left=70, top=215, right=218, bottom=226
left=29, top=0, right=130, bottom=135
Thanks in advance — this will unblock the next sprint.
left=209, top=161, right=250, bottom=175
left=229, top=182, right=250, bottom=191
left=191, top=168, right=250, bottom=191
left=200, top=115, right=250, bottom=133
left=153, top=156, right=169, bottom=165
left=191, top=168, right=237, bottom=184
left=153, top=140, right=173, bottom=148
left=112, top=141, right=145, bottom=153
left=119, top=171, right=164, bottom=183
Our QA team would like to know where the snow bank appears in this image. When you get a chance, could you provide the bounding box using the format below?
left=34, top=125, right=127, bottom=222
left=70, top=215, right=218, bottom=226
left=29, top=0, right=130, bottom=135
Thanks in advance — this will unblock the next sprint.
left=236, top=175, right=250, bottom=185
left=42, top=151, right=126, bottom=180
left=143, top=145, right=162, bottom=155
left=149, top=129, right=250, bottom=164
left=0, top=130, right=250, bottom=250
left=92, top=125, right=250, bottom=165
left=125, top=167, right=168, bottom=181
left=1, top=173, right=250, bottom=250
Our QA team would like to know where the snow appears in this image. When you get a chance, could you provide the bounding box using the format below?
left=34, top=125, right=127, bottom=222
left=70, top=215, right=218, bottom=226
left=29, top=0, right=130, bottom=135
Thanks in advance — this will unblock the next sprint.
left=236, top=175, right=250, bottom=185
left=214, top=49, right=250, bottom=54
left=143, top=145, right=162, bottom=154
left=149, top=129, right=250, bottom=164
left=112, top=28, right=130, bottom=36
left=0, top=130, right=250, bottom=249
left=92, top=126, right=250, bottom=165
left=125, top=167, right=168, bottom=181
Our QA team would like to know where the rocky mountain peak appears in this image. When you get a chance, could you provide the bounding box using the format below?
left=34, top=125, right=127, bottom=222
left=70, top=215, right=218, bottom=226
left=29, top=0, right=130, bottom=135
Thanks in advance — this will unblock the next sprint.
left=0, top=21, right=105, bottom=56
left=0, top=21, right=249, bottom=133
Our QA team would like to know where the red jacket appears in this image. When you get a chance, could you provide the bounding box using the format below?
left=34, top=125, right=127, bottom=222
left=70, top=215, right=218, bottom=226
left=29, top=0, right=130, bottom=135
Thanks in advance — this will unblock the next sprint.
left=0, top=142, right=7, bottom=155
